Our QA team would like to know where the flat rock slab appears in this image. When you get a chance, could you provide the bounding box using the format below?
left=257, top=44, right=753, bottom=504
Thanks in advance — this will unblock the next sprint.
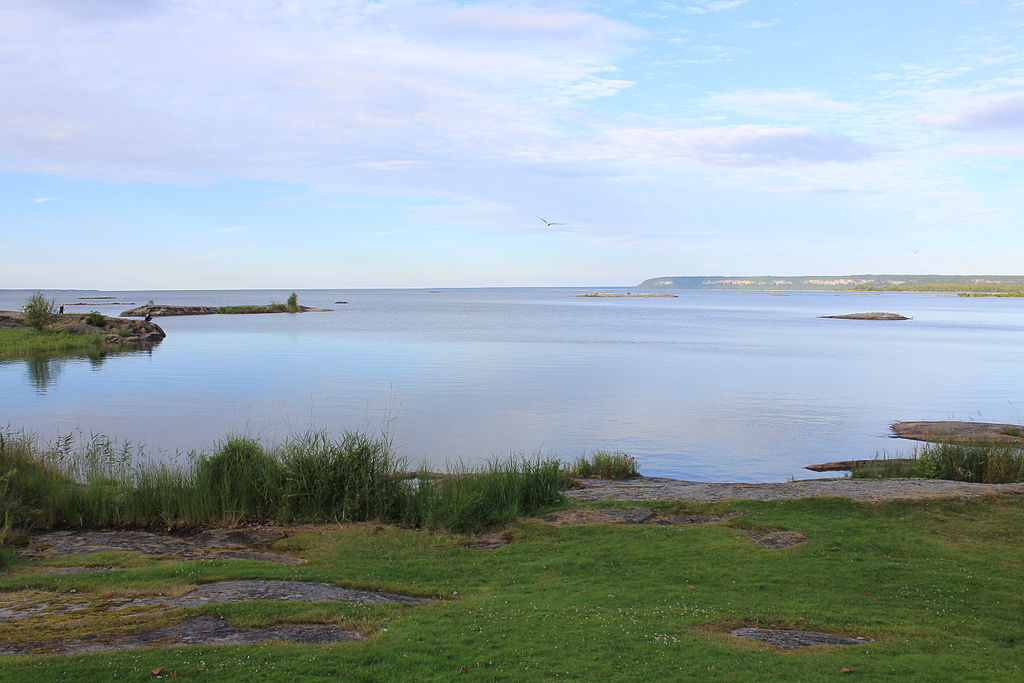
left=819, top=312, right=909, bottom=320
left=0, top=615, right=361, bottom=656
left=744, top=530, right=807, bottom=549
left=891, top=420, right=1024, bottom=445
left=114, top=580, right=432, bottom=609
left=729, top=627, right=872, bottom=649
left=568, top=477, right=1024, bottom=503
left=20, top=529, right=302, bottom=565
left=534, top=508, right=743, bottom=526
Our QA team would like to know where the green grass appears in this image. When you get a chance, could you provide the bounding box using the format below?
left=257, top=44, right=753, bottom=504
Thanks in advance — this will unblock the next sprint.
left=0, top=329, right=105, bottom=357
left=217, top=303, right=291, bottom=314
left=0, top=497, right=1022, bottom=680
left=567, top=451, right=639, bottom=479
left=0, top=430, right=565, bottom=537
left=852, top=442, right=1024, bottom=483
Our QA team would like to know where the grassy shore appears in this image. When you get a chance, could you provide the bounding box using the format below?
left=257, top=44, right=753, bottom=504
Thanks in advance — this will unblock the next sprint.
left=1, top=496, right=1022, bottom=679
left=3, top=431, right=1023, bottom=679
left=0, top=329, right=105, bottom=358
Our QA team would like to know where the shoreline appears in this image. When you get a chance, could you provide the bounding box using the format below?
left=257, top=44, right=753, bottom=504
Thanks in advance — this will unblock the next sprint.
left=568, top=475, right=1024, bottom=502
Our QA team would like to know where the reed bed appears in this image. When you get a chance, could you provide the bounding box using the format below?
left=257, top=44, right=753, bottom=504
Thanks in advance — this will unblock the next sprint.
left=852, top=441, right=1024, bottom=483
left=0, top=429, right=567, bottom=541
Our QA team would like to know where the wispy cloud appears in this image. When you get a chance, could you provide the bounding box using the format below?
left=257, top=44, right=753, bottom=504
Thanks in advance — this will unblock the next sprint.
left=702, top=89, right=858, bottom=120
left=932, top=95, right=1024, bottom=130
left=598, top=125, right=877, bottom=166
left=30, top=196, right=58, bottom=203
left=212, top=226, right=248, bottom=234
left=685, top=0, right=750, bottom=15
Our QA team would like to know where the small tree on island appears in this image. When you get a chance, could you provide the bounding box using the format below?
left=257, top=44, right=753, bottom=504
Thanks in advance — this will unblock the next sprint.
left=286, top=292, right=299, bottom=312
left=23, top=291, right=58, bottom=331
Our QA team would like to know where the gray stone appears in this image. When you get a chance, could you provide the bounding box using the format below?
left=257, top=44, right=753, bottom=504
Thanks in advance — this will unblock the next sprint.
left=729, top=627, right=872, bottom=649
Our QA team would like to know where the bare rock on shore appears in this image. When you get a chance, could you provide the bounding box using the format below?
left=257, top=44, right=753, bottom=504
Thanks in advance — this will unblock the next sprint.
left=819, top=312, right=909, bottom=320
left=0, top=615, right=362, bottom=656
left=804, top=458, right=916, bottom=472
left=567, top=476, right=1024, bottom=502
left=891, top=420, right=1024, bottom=444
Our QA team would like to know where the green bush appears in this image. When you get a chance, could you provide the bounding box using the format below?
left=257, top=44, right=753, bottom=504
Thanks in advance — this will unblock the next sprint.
left=85, top=311, right=106, bottom=327
left=287, top=292, right=299, bottom=312
left=23, top=292, right=57, bottom=331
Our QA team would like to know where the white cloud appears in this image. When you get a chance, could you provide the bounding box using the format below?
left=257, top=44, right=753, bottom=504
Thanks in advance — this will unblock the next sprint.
left=212, top=226, right=248, bottom=234
left=30, top=197, right=58, bottom=203
left=0, top=1, right=638, bottom=184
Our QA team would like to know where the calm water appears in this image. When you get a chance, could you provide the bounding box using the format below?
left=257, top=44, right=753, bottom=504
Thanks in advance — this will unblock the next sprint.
left=2, top=287, right=1022, bottom=481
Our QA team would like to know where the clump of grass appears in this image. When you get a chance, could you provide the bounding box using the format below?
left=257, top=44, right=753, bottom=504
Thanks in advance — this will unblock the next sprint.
left=853, top=442, right=1024, bottom=484
left=195, top=438, right=283, bottom=522
left=278, top=431, right=408, bottom=522
left=567, top=451, right=639, bottom=479
left=84, top=311, right=106, bottom=327
left=1001, top=426, right=1023, bottom=437
left=412, top=458, right=566, bottom=533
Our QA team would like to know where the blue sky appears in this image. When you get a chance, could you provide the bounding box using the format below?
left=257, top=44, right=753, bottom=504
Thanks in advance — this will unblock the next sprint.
left=2, top=0, right=1023, bottom=288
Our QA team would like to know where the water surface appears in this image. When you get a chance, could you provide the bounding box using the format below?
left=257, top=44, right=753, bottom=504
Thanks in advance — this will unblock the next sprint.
left=2, top=287, right=1021, bottom=481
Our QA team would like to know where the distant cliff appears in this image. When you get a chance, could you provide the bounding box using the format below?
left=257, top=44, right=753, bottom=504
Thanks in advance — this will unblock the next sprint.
left=636, top=275, right=1024, bottom=290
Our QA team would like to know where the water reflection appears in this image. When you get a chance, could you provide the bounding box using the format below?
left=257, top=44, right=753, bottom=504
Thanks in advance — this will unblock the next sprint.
left=6, top=346, right=157, bottom=393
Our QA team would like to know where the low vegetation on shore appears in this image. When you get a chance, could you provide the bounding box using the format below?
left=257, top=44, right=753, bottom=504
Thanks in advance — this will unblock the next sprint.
left=566, top=451, right=639, bottom=479
left=0, top=430, right=569, bottom=543
left=852, top=441, right=1024, bottom=483
left=849, top=282, right=1024, bottom=296
left=0, top=329, right=106, bottom=358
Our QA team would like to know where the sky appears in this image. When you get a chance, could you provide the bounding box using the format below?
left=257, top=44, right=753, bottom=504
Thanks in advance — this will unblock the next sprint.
left=2, top=0, right=1024, bottom=289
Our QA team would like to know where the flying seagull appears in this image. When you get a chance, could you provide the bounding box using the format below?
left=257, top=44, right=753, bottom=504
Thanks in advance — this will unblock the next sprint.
left=536, top=215, right=565, bottom=227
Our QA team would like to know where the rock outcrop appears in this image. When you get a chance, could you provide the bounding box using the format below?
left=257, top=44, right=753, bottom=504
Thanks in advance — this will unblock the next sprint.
left=819, top=312, right=910, bottom=320
left=121, top=304, right=218, bottom=317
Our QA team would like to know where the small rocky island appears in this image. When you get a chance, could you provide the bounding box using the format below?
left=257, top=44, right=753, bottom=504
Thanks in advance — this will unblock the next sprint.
left=121, top=303, right=331, bottom=317
left=819, top=312, right=910, bottom=320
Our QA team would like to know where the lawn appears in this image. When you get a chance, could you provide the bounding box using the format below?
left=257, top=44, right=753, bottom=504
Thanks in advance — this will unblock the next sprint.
left=1, top=496, right=1021, bottom=681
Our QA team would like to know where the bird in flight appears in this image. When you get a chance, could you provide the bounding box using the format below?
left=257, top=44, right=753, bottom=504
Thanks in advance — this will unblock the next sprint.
left=536, top=215, right=565, bottom=227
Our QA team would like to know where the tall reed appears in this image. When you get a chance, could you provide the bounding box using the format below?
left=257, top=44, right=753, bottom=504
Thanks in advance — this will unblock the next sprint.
left=0, top=429, right=568, bottom=537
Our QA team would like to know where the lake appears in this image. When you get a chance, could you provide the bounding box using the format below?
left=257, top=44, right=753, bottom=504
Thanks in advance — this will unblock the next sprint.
left=2, top=287, right=1022, bottom=482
